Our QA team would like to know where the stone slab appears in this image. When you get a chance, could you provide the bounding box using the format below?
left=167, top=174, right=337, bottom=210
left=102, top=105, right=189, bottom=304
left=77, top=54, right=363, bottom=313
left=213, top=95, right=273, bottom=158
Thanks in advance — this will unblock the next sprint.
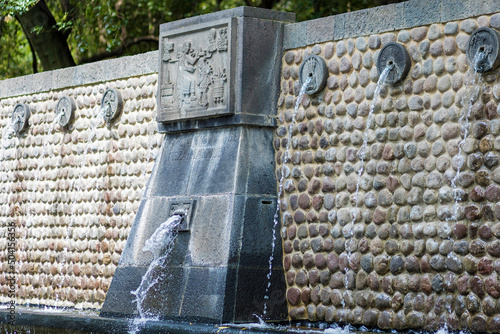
left=119, top=195, right=234, bottom=267
left=282, top=0, right=499, bottom=49
left=159, top=6, right=294, bottom=33
left=102, top=193, right=285, bottom=323
left=283, top=21, right=307, bottom=50
left=306, top=17, right=335, bottom=45
left=469, top=0, right=500, bottom=17
left=148, top=127, right=240, bottom=197
left=148, top=127, right=276, bottom=197
left=157, top=10, right=289, bottom=132
left=403, top=0, right=442, bottom=28
left=0, top=51, right=158, bottom=98
left=440, top=0, right=471, bottom=22
left=0, top=309, right=291, bottom=333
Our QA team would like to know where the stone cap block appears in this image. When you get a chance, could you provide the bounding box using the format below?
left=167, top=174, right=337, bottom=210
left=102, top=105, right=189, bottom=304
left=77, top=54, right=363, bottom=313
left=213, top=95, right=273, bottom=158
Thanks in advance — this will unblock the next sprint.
left=160, top=6, right=295, bottom=32
left=157, top=7, right=294, bottom=132
left=0, top=51, right=158, bottom=98
left=283, top=0, right=500, bottom=49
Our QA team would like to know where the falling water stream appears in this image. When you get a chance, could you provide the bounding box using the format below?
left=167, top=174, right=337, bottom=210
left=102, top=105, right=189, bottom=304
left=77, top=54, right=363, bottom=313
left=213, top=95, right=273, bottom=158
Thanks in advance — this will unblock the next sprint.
left=129, top=213, right=184, bottom=334
left=450, top=50, right=485, bottom=221
left=261, top=75, right=313, bottom=323
left=442, top=49, right=485, bottom=331
left=342, top=64, right=392, bottom=318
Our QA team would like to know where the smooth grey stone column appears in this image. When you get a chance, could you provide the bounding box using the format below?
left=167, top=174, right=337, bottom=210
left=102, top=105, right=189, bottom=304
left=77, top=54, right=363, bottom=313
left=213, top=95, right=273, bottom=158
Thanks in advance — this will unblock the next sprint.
left=102, top=7, right=294, bottom=324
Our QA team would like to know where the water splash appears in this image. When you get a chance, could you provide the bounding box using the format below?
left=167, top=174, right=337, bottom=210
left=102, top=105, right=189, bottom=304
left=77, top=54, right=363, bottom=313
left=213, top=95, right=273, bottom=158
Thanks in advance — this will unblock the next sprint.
left=324, top=324, right=355, bottom=334
left=1, top=122, right=16, bottom=148
left=262, top=75, right=312, bottom=319
left=472, top=47, right=491, bottom=72
left=129, top=214, right=184, bottom=333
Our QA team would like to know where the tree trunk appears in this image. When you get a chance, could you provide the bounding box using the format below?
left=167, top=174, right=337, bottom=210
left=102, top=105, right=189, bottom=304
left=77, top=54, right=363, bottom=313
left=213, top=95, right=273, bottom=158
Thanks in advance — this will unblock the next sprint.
left=0, top=16, right=5, bottom=37
left=16, top=0, right=75, bottom=71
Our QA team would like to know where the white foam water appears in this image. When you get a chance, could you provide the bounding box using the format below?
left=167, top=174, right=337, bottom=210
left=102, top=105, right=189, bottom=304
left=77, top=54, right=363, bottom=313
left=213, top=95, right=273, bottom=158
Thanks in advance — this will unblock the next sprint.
left=129, top=214, right=183, bottom=334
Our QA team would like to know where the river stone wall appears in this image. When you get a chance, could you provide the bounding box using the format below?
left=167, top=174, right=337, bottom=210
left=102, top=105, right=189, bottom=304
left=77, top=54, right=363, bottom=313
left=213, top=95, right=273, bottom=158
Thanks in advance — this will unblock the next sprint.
left=0, top=52, right=162, bottom=309
left=276, top=3, right=500, bottom=332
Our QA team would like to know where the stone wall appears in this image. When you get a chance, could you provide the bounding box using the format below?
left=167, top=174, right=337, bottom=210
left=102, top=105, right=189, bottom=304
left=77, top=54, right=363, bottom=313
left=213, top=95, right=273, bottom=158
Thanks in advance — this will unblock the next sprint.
left=0, top=52, right=162, bottom=309
left=276, top=3, right=500, bottom=332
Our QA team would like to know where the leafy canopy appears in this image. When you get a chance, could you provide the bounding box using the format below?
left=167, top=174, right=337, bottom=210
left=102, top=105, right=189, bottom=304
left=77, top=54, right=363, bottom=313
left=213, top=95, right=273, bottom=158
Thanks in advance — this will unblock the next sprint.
left=0, top=0, right=400, bottom=79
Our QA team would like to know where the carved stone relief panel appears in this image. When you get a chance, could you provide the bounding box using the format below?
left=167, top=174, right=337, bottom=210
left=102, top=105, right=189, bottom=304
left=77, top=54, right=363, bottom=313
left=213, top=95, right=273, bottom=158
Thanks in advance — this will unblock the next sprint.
left=158, top=18, right=235, bottom=122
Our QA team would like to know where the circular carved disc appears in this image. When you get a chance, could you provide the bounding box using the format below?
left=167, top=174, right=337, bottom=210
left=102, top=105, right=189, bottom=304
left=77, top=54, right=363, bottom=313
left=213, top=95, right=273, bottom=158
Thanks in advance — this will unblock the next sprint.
left=12, top=103, right=30, bottom=135
left=466, top=27, right=500, bottom=73
left=101, top=88, right=123, bottom=123
left=56, top=96, right=75, bottom=128
left=299, top=55, right=328, bottom=95
left=377, top=42, right=411, bottom=84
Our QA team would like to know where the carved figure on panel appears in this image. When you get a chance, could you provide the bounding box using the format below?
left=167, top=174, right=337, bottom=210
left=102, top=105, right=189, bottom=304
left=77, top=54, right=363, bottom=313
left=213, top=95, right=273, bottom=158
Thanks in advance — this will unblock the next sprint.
left=198, top=58, right=213, bottom=108
left=178, top=41, right=202, bottom=105
left=213, top=67, right=227, bottom=104
left=178, top=41, right=200, bottom=73
left=158, top=22, right=232, bottom=121
left=161, top=40, right=175, bottom=108
left=162, top=41, right=175, bottom=62
left=217, top=27, right=228, bottom=52
left=206, top=28, right=217, bottom=57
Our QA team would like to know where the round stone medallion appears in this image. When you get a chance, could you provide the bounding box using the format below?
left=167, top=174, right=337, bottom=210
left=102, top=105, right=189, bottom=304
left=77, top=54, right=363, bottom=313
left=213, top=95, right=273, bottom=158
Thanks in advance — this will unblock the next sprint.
left=299, top=55, right=328, bottom=95
left=101, top=88, right=123, bottom=123
left=11, top=103, right=30, bottom=135
left=466, top=27, right=500, bottom=73
left=376, top=42, right=411, bottom=84
left=55, top=96, right=75, bottom=128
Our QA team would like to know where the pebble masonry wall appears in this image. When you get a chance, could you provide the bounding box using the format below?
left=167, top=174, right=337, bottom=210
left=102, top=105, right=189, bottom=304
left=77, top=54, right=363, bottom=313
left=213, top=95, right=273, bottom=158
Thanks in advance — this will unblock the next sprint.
left=0, top=70, right=162, bottom=309
left=276, top=13, right=500, bottom=332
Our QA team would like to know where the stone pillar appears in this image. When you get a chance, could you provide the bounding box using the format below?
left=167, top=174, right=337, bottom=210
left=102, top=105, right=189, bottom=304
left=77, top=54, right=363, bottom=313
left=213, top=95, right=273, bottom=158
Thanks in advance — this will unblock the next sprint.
left=101, top=7, right=294, bottom=323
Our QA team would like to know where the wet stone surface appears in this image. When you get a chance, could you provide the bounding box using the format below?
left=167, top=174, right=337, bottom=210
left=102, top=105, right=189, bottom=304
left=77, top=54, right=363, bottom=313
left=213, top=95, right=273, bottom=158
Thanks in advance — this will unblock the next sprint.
left=0, top=74, right=161, bottom=310
left=277, top=13, right=500, bottom=333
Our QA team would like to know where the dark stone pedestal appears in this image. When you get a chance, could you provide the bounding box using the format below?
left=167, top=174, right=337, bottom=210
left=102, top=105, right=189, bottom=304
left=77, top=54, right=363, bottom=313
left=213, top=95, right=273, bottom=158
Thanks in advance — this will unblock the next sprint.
left=101, top=7, right=294, bottom=324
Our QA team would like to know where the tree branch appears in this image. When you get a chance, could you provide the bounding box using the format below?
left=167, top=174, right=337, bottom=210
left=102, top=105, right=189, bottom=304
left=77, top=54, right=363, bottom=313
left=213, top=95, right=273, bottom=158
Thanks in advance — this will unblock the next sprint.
left=29, top=37, right=38, bottom=74
left=16, top=0, right=75, bottom=71
left=78, top=36, right=159, bottom=64
left=15, top=15, right=38, bottom=74
left=0, top=16, right=4, bottom=38
left=58, top=0, right=76, bottom=39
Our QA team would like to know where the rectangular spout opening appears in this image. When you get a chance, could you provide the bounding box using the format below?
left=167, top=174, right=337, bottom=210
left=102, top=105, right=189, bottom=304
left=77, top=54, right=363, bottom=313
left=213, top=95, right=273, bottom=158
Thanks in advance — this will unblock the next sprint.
left=168, top=199, right=196, bottom=232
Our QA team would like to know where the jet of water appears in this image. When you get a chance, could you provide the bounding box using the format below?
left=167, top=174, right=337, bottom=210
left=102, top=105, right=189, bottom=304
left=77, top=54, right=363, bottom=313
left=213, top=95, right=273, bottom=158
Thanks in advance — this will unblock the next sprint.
left=342, top=64, right=392, bottom=319
left=450, top=52, right=483, bottom=221
left=129, top=213, right=184, bottom=333
left=262, top=75, right=312, bottom=319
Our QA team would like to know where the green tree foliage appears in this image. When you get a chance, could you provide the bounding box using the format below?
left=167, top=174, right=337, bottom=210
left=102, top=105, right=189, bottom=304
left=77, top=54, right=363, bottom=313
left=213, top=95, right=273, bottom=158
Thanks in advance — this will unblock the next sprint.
left=0, top=0, right=402, bottom=80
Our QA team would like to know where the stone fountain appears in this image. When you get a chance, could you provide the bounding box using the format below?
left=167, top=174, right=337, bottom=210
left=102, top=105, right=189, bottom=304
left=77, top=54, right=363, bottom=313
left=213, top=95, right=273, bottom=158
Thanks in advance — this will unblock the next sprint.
left=1, top=2, right=500, bottom=334
left=101, top=7, right=294, bottom=324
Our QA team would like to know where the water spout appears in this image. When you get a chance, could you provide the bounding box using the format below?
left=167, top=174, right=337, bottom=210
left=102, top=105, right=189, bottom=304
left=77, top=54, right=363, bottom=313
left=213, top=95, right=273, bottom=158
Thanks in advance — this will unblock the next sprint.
left=142, top=211, right=185, bottom=259
left=473, top=47, right=491, bottom=73
left=130, top=212, right=184, bottom=332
